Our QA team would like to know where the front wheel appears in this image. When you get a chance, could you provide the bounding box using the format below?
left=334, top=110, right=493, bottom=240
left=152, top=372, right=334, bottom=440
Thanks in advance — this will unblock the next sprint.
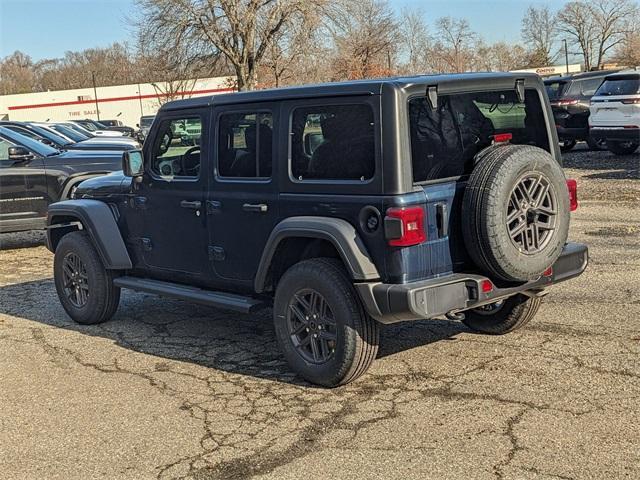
left=607, top=140, right=639, bottom=156
left=273, top=258, right=379, bottom=387
left=461, top=294, right=541, bottom=335
left=54, top=231, right=120, bottom=325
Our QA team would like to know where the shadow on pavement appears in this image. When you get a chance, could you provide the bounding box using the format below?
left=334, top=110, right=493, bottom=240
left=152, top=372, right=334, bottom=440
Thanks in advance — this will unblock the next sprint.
left=0, top=278, right=468, bottom=385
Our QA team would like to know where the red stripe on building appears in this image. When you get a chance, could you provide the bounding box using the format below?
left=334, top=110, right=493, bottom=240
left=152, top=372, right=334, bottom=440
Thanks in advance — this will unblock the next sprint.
left=7, top=87, right=236, bottom=111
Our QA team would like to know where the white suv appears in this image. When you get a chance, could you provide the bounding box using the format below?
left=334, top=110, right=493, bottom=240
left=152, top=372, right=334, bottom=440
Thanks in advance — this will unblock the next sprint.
left=589, top=71, right=640, bottom=156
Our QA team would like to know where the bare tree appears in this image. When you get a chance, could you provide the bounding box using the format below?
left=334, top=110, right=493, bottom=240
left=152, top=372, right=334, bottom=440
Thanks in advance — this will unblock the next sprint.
left=430, top=17, right=477, bottom=73
left=398, top=7, right=430, bottom=75
left=329, top=0, right=399, bottom=80
left=521, top=5, right=557, bottom=66
left=136, top=0, right=329, bottom=91
left=558, top=0, right=639, bottom=70
left=613, top=28, right=640, bottom=67
left=0, top=51, right=37, bottom=95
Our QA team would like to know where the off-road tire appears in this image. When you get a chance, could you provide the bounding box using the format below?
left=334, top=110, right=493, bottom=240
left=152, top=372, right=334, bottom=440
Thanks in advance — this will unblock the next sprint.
left=462, top=294, right=542, bottom=335
left=273, top=258, right=379, bottom=387
left=560, top=139, right=576, bottom=152
left=54, top=231, right=120, bottom=325
left=462, top=144, right=570, bottom=282
left=607, top=140, right=639, bottom=156
left=586, top=136, right=606, bottom=151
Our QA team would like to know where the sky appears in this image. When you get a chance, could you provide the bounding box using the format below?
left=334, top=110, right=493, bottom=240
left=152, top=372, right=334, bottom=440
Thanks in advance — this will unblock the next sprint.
left=0, top=0, right=571, bottom=61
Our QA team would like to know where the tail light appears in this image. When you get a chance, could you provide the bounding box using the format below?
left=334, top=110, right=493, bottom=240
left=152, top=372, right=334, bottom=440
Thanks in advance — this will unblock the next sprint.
left=385, top=206, right=426, bottom=247
left=567, top=179, right=578, bottom=211
left=493, top=133, right=512, bottom=143
left=557, top=99, right=579, bottom=106
left=621, top=99, right=640, bottom=105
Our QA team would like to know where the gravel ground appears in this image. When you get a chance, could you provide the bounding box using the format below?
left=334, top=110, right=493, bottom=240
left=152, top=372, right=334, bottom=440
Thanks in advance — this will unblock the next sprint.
left=0, top=144, right=638, bottom=480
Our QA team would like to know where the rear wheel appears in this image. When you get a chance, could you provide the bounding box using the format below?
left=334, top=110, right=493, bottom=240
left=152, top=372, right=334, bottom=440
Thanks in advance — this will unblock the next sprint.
left=462, top=294, right=542, bottom=335
left=273, top=258, right=379, bottom=387
left=560, top=139, right=576, bottom=152
left=54, top=231, right=120, bottom=325
left=607, top=140, right=639, bottom=156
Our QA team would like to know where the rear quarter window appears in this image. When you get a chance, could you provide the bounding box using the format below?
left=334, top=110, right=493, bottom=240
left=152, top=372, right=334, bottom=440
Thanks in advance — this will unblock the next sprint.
left=409, top=89, right=549, bottom=182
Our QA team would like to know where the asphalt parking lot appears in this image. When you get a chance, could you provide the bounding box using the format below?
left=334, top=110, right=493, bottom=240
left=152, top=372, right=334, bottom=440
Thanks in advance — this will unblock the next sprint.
left=1, top=145, right=638, bottom=480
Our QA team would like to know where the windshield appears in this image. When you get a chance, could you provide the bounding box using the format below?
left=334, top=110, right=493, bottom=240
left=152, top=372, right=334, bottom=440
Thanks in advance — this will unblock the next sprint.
left=545, top=81, right=567, bottom=100
left=0, top=126, right=60, bottom=156
left=79, top=122, right=97, bottom=131
left=29, top=124, right=72, bottom=145
left=409, top=89, right=549, bottom=182
left=51, top=124, right=88, bottom=142
left=595, top=77, right=640, bottom=96
left=67, top=123, right=95, bottom=136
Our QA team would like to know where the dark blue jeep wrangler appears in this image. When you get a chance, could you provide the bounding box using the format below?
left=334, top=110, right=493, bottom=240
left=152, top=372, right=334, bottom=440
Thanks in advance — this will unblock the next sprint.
left=46, top=73, right=587, bottom=386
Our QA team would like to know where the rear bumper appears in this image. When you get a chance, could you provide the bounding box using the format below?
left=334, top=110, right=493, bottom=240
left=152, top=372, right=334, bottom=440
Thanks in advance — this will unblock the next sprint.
left=590, top=127, right=640, bottom=142
left=356, top=243, right=588, bottom=324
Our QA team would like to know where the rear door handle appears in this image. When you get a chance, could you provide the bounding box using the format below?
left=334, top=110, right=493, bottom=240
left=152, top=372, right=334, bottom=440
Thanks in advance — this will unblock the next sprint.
left=242, top=203, right=268, bottom=213
left=180, top=200, right=202, bottom=210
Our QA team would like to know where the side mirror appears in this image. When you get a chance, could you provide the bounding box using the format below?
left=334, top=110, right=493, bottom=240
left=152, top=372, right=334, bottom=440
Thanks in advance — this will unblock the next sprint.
left=122, top=149, right=144, bottom=181
left=136, top=123, right=140, bottom=128
left=8, top=146, right=33, bottom=162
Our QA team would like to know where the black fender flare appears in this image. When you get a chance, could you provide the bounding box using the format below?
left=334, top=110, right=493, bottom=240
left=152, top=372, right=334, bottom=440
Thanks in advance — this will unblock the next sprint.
left=47, top=199, right=132, bottom=270
left=254, top=216, right=380, bottom=293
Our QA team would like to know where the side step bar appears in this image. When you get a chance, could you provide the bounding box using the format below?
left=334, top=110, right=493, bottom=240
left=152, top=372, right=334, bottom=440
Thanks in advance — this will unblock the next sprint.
left=113, top=276, right=265, bottom=314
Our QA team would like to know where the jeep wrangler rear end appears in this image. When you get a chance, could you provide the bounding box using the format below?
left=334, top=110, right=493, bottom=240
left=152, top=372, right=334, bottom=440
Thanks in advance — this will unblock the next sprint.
left=46, top=73, right=588, bottom=387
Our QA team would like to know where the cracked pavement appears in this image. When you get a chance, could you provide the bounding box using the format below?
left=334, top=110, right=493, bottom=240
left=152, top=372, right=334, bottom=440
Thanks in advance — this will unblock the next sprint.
left=1, top=146, right=639, bottom=479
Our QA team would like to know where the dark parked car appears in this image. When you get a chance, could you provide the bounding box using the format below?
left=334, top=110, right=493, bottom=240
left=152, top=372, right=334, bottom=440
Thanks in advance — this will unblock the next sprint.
left=47, top=73, right=587, bottom=386
left=544, top=70, right=620, bottom=151
left=74, top=119, right=135, bottom=137
left=0, top=121, right=139, bottom=152
left=136, top=115, right=156, bottom=143
left=0, top=126, right=122, bottom=233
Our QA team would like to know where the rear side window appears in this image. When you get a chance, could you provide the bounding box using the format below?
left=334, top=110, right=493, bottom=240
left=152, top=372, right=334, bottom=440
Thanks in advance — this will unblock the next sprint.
left=409, top=90, right=549, bottom=182
left=218, top=112, right=273, bottom=178
left=596, top=77, right=640, bottom=96
left=580, top=78, right=604, bottom=96
left=545, top=81, right=566, bottom=100
left=290, top=104, right=375, bottom=181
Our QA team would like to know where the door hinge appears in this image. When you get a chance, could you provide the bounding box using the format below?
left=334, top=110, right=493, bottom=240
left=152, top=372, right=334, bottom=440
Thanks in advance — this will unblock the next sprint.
left=208, top=246, right=225, bottom=261
left=140, top=237, right=153, bottom=251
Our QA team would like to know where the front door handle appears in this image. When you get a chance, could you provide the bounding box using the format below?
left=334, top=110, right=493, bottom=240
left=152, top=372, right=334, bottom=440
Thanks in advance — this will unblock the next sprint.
left=180, top=200, right=202, bottom=210
left=242, top=203, right=268, bottom=213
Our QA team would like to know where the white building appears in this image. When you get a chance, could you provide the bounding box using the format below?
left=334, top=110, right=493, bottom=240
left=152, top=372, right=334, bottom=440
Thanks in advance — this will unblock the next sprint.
left=0, top=76, right=235, bottom=127
left=511, top=63, right=583, bottom=78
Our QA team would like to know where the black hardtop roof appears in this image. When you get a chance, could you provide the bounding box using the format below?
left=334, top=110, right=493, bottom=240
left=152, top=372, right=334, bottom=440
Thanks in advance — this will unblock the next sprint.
left=160, top=71, right=541, bottom=111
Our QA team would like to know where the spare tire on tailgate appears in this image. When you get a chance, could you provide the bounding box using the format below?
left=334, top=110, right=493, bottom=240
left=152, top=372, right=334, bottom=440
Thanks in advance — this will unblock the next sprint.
left=462, top=144, right=569, bottom=282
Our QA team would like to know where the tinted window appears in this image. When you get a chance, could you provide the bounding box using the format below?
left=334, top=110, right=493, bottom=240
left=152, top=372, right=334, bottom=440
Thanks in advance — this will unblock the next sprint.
left=580, top=78, right=604, bottom=96
left=218, top=112, right=272, bottom=178
left=151, top=116, right=202, bottom=178
left=290, top=104, right=375, bottom=181
left=545, top=81, right=567, bottom=100
left=409, top=90, right=549, bottom=182
left=596, top=77, right=640, bottom=96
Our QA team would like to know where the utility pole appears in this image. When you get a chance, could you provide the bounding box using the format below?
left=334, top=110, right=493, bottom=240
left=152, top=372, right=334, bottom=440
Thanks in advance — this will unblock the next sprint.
left=563, top=39, right=569, bottom=75
left=137, top=82, right=144, bottom=117
left=91, top=72, right=100, bottom=121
